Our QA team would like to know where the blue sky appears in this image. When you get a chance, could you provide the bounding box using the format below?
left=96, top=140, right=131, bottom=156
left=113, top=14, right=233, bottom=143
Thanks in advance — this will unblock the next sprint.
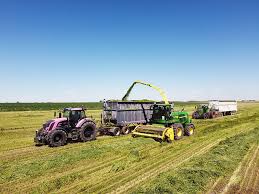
left=0, top=0, right=258, bottom=102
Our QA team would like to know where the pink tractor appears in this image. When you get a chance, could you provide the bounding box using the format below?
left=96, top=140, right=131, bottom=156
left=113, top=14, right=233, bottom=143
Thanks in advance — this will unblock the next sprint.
left=34, top=107, right=96, bottom=147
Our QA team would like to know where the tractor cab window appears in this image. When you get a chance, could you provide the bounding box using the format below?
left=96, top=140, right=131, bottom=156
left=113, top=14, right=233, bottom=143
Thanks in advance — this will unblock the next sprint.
left=80, top=111, right=86, bottom=119
left=71, top=111, right=80, bottom=122
left=63, top=110, right=70, bottom=118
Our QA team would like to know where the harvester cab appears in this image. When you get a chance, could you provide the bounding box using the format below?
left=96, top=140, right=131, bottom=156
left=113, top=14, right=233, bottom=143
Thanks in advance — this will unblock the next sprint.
left=150, top=104, right=173, bottom=125
left=150, top=104, right=191, bottom=126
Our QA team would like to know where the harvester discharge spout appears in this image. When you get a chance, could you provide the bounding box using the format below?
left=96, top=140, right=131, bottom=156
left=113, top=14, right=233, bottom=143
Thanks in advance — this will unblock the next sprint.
left=122, top=80, right=169, bottom=104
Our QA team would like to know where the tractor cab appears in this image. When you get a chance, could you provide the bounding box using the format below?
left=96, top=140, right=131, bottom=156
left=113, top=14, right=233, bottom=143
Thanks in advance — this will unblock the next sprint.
left=62, top=108, right=86, bottom=127
left=196, top=104, right=209, bottom=114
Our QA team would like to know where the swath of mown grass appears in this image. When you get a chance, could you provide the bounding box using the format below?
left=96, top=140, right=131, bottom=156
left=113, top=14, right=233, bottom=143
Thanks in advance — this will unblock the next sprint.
left=131, top=127, right=259, bottom=194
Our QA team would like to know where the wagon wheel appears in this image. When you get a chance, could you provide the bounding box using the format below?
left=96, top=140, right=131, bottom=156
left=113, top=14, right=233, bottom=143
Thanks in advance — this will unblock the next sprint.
left=122, top=126, right=131, bottom=135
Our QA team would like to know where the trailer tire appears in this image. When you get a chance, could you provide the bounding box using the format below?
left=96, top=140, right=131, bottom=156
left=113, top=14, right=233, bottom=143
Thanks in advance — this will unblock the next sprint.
left=217, top=112, right=223, bottom=117
left=79, top=122, right=96, bottom=142
left=122, top=126, right=131, bottom=135
left=48, top=129, right=67, bottom=147
left=184, top=124, right=195, bottom=136
left=173, top=124, right=184, bottom=140
left=110, top=127, right=121, bottom=136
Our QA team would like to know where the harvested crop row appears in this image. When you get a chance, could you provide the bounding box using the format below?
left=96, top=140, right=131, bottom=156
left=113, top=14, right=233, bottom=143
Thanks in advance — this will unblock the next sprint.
left=130, top=127, right=259, bottom=194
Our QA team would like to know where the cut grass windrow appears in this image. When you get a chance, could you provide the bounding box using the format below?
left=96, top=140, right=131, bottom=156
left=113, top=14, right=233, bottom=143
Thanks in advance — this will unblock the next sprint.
left=131, top=127, right=259, bottom=194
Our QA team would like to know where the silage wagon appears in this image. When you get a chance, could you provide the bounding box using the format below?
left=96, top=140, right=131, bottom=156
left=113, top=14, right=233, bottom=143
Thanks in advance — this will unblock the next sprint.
left=98, top=100, right=154, bottom=136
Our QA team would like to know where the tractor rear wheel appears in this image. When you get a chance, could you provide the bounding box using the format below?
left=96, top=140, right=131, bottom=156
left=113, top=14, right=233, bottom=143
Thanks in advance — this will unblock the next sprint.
left=184, top=124, right=195, bottom=136
left=48, top=129, right=67, bottom=147
left=79, top=122, right=96, bottom=142
left=173, top=124, right=184, bottom=140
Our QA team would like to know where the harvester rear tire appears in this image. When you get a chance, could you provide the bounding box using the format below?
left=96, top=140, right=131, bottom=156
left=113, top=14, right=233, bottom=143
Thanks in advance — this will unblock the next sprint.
left=173, top=124, right=184, bottom=140
left=48, top=129, right=67, bottom=147
left=80, top=122, right=96, bottom=142
left=184, top=124, right=195, bottom=136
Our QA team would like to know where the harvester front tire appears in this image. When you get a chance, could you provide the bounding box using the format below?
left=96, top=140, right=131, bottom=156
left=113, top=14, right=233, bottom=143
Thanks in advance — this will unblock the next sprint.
left=48, top=129, right=67, bottom=147
left=173, top=124, right=184, bottom=140
left=80, top=122, right=97, bottom=142
left=184, top=124, right=195, bottom=136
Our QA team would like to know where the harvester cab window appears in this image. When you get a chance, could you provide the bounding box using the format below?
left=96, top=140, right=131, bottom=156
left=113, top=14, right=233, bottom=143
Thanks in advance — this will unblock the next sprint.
left=152, top=105, right=171, bottom=120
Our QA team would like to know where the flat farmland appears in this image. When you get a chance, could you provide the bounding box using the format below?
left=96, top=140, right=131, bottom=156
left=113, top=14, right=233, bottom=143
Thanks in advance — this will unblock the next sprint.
left=0, top=102, right=259, bottom=193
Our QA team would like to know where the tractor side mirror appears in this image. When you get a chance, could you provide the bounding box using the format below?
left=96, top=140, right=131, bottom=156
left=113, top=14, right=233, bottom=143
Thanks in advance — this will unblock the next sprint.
left=181, top=107, right=185, bottom=111
left=58, top=112, right=62, bottom=118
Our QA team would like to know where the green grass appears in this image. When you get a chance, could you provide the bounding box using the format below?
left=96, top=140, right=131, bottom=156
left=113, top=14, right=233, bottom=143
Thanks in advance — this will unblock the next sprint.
left=131, top=127, right=259, bottom=194
left=0, top=102, right=258, bottom=193
left=0, top=101, right=202, bottom=112
left=0, top=102, right=103, bottom=112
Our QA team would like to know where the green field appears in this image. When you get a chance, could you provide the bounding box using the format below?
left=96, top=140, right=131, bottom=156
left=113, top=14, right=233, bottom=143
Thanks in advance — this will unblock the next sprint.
left=0, top=102, right=259, bottom=193
left=0, top=102, right=103, bottom=112
left=0, top=101, right=201, bottom=112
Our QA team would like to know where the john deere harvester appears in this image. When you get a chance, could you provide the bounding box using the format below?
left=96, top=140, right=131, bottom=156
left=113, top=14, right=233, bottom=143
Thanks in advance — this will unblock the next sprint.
left=122, top=80, right=195, bottom=142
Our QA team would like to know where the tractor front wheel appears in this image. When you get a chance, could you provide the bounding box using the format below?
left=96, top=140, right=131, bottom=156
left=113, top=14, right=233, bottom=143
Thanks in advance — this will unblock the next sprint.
left=184, top=124, right=195, bottom=136
left=173, top=124, right=184, bottom=140
left=48, top=129, right=67, bottom=147
left=80, top=122, right=97, bottom=142
left=192, top=112, right=199, bottom=119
